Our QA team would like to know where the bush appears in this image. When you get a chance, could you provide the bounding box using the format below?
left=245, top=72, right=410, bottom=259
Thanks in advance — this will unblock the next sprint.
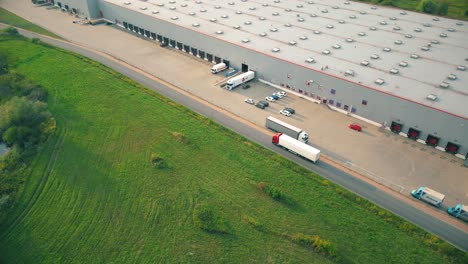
left=0, top=53, right=7, bottom=75
left=419, top=0, right=438, bottom=14
left=3, top=27, right=19, bottom=36
left=193, top=203, right=229, bottom=233
left=0, top=97, right=52, bottom=148
left=265, top=185, right=282, bottom=200
left=437, top=1, right=448, bottom=15
left=31, top=38, right=41, bottom=44
left=150, top=153, right=168, bottom=169
left=290, top=233, right=336, bottom=257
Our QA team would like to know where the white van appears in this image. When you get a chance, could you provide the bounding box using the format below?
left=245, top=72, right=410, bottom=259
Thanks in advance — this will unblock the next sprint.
left=211, top=63, right=227, bottom=74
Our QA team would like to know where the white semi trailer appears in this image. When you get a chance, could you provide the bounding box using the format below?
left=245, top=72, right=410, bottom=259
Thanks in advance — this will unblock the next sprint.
left=266, top=116, right=309, bottom=143
left=226, top=71, right=255, bottom=90
left=272, top=133, right=320, bottom=163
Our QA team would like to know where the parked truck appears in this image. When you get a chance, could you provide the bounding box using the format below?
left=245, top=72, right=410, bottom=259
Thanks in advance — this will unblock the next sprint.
left=447, top=204, right=468, bottom=222
left=272, top=133, right=320, bottom=163
left=211, top=63, right=227, bottom=74
left=410, top=186, right=445, bottom=207
left=266, top=116, right=309, bottom=143
left=226, top=71, right=255, bottom=90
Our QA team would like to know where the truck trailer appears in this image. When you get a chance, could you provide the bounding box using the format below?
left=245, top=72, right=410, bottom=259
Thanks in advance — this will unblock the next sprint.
left=266, top=116, right=309, bottom=143
left=447, top=204, right=468, bottom=222
left=411, top=186, right=445, bottom=207
left=226, top=71, right=255, bottom=90
left=272, top=133, right=320, bottom=163
left=211, top=63, right=227, bottom=74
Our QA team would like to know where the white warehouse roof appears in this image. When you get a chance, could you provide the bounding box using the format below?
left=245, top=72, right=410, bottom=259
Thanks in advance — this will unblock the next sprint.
left=107, top=0, right=468, bottom=119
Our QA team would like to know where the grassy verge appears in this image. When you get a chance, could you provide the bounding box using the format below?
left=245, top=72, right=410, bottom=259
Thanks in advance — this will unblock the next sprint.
left=0, top=7, right=62, bottom=39
left=354, top=0, right=468, bottom=20
left=0, top=35, right=466, bottom=263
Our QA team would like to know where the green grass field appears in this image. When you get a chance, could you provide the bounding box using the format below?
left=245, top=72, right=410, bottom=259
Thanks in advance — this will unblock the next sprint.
left=0, top=7, right=61, bottom=39
left=355, top=0, right=468, bottom=19
left=0, top=36, right=465, bottom=263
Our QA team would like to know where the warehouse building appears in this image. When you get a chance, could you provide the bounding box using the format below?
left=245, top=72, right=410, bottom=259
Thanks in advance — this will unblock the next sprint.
left=43, top=0, right=468, bottom=157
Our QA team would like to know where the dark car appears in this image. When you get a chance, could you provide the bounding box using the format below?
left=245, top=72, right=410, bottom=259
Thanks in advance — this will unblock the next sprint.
left=160, top=42, right=168, bottom=47
left=283, top=107, right=295, bottom=114
left=255, top=102, right=265, bottom=109
left=258, top=100, right=269, bottom=107
left=271, top=94, right=280, bottom=100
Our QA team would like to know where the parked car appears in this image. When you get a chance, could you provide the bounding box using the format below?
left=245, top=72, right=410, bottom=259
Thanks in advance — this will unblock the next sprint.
left=160, top=42, right=168, bottom=47
left=266, top=96, right=276, bottom=102
left=279, top=109, right=292, bottom=117
left=349, top=123, right=362, bottom=132
left=271, top=94, right=280, bottom=100
left=244, top=98, right=255, bottom=105
left=258, top=100, right=269, bottom=107
left=283, top=107, right=295, bottom=114
left=274, top=92, right=284, bottom=98
left=278, top=91, right=287, bottom=97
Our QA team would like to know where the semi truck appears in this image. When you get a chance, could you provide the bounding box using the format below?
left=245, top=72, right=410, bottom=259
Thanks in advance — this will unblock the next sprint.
left=226, top=71, right=255, bottom=90
left=410, top=186, right=445, bottom=207
left=266, top=116, right=309, bottom=143
left=272, top=133, right=320, bottom=163
left=447, top=204, right=468, bottom=222
left=211, top=63, right=227, bottom=74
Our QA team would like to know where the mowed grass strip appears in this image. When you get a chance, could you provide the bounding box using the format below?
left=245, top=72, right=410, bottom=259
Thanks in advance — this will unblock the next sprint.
left=0, top=37, right=461, bottom=263
left=0, top=7, right=62, bottom=39
left=354, top=0, right=468, bottom=20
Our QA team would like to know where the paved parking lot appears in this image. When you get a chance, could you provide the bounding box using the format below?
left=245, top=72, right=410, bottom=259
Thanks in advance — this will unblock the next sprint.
left=2, top=0, right=467, bottom=206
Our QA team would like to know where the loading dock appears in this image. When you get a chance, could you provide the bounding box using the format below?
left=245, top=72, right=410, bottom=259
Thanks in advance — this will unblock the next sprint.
left=206, top=53, right=213, bottom=62
left=198, top=50, right=205, bottom=59
left=408, top=128, right=420, bottom=140
left=446, top=142, right=459, bottom=154
left=214, top=56, right=221, bottom=64
left=183, top=45, right=190, bottom=53
left=241, top=63, right=248, bottom=72
left=390, top=121, right=402, bottom=133
left=176, top=42, right=182, bottom=50
left=190, top=47, right=197, bottom=55
left=426, top=135, right=439, bottom=147
left=151, top=32, right=156, bottom=39
left=223, top=59, right=230, bottom=68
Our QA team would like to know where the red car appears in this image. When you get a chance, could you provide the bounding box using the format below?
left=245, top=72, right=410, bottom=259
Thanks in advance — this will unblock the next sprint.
left=349, top=123, right=362, bottom=132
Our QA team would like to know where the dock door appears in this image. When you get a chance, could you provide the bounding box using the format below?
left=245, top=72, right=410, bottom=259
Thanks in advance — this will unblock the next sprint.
left=426, top=135, right=439, bottom=147
left=241, top=63, right=248, bottom=72
left=445, top=142, right=459, bottom=154
left=407, top=128, right=420, bottom=140
left=390, top=121, right=402, bottom=133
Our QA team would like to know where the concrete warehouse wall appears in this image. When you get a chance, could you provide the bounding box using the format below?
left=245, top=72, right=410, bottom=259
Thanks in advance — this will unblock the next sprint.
left=50, top=0, right=99, bottom=19
left=61, top=0, right=468, bottom=156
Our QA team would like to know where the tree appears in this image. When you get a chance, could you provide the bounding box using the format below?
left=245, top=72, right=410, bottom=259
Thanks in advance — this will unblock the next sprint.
left=0, top=53, right=8, bottom=75
left=437, top=1, right=449, bottom=15
left=419, top=0, right=438, bottom=14
left=0, top=97, right=51, bottom=148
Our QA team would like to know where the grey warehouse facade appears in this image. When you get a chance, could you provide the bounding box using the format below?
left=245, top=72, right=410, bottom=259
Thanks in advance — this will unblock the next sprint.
left=44, top=0, right=468, bottom=158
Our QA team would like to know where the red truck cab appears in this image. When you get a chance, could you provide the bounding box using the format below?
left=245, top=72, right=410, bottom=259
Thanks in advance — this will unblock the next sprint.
left=272, top=133, right=282, bottom=144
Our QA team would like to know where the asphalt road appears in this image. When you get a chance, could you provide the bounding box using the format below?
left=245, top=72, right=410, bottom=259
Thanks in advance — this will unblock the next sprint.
left=14, top=27, right=468, bottom=251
